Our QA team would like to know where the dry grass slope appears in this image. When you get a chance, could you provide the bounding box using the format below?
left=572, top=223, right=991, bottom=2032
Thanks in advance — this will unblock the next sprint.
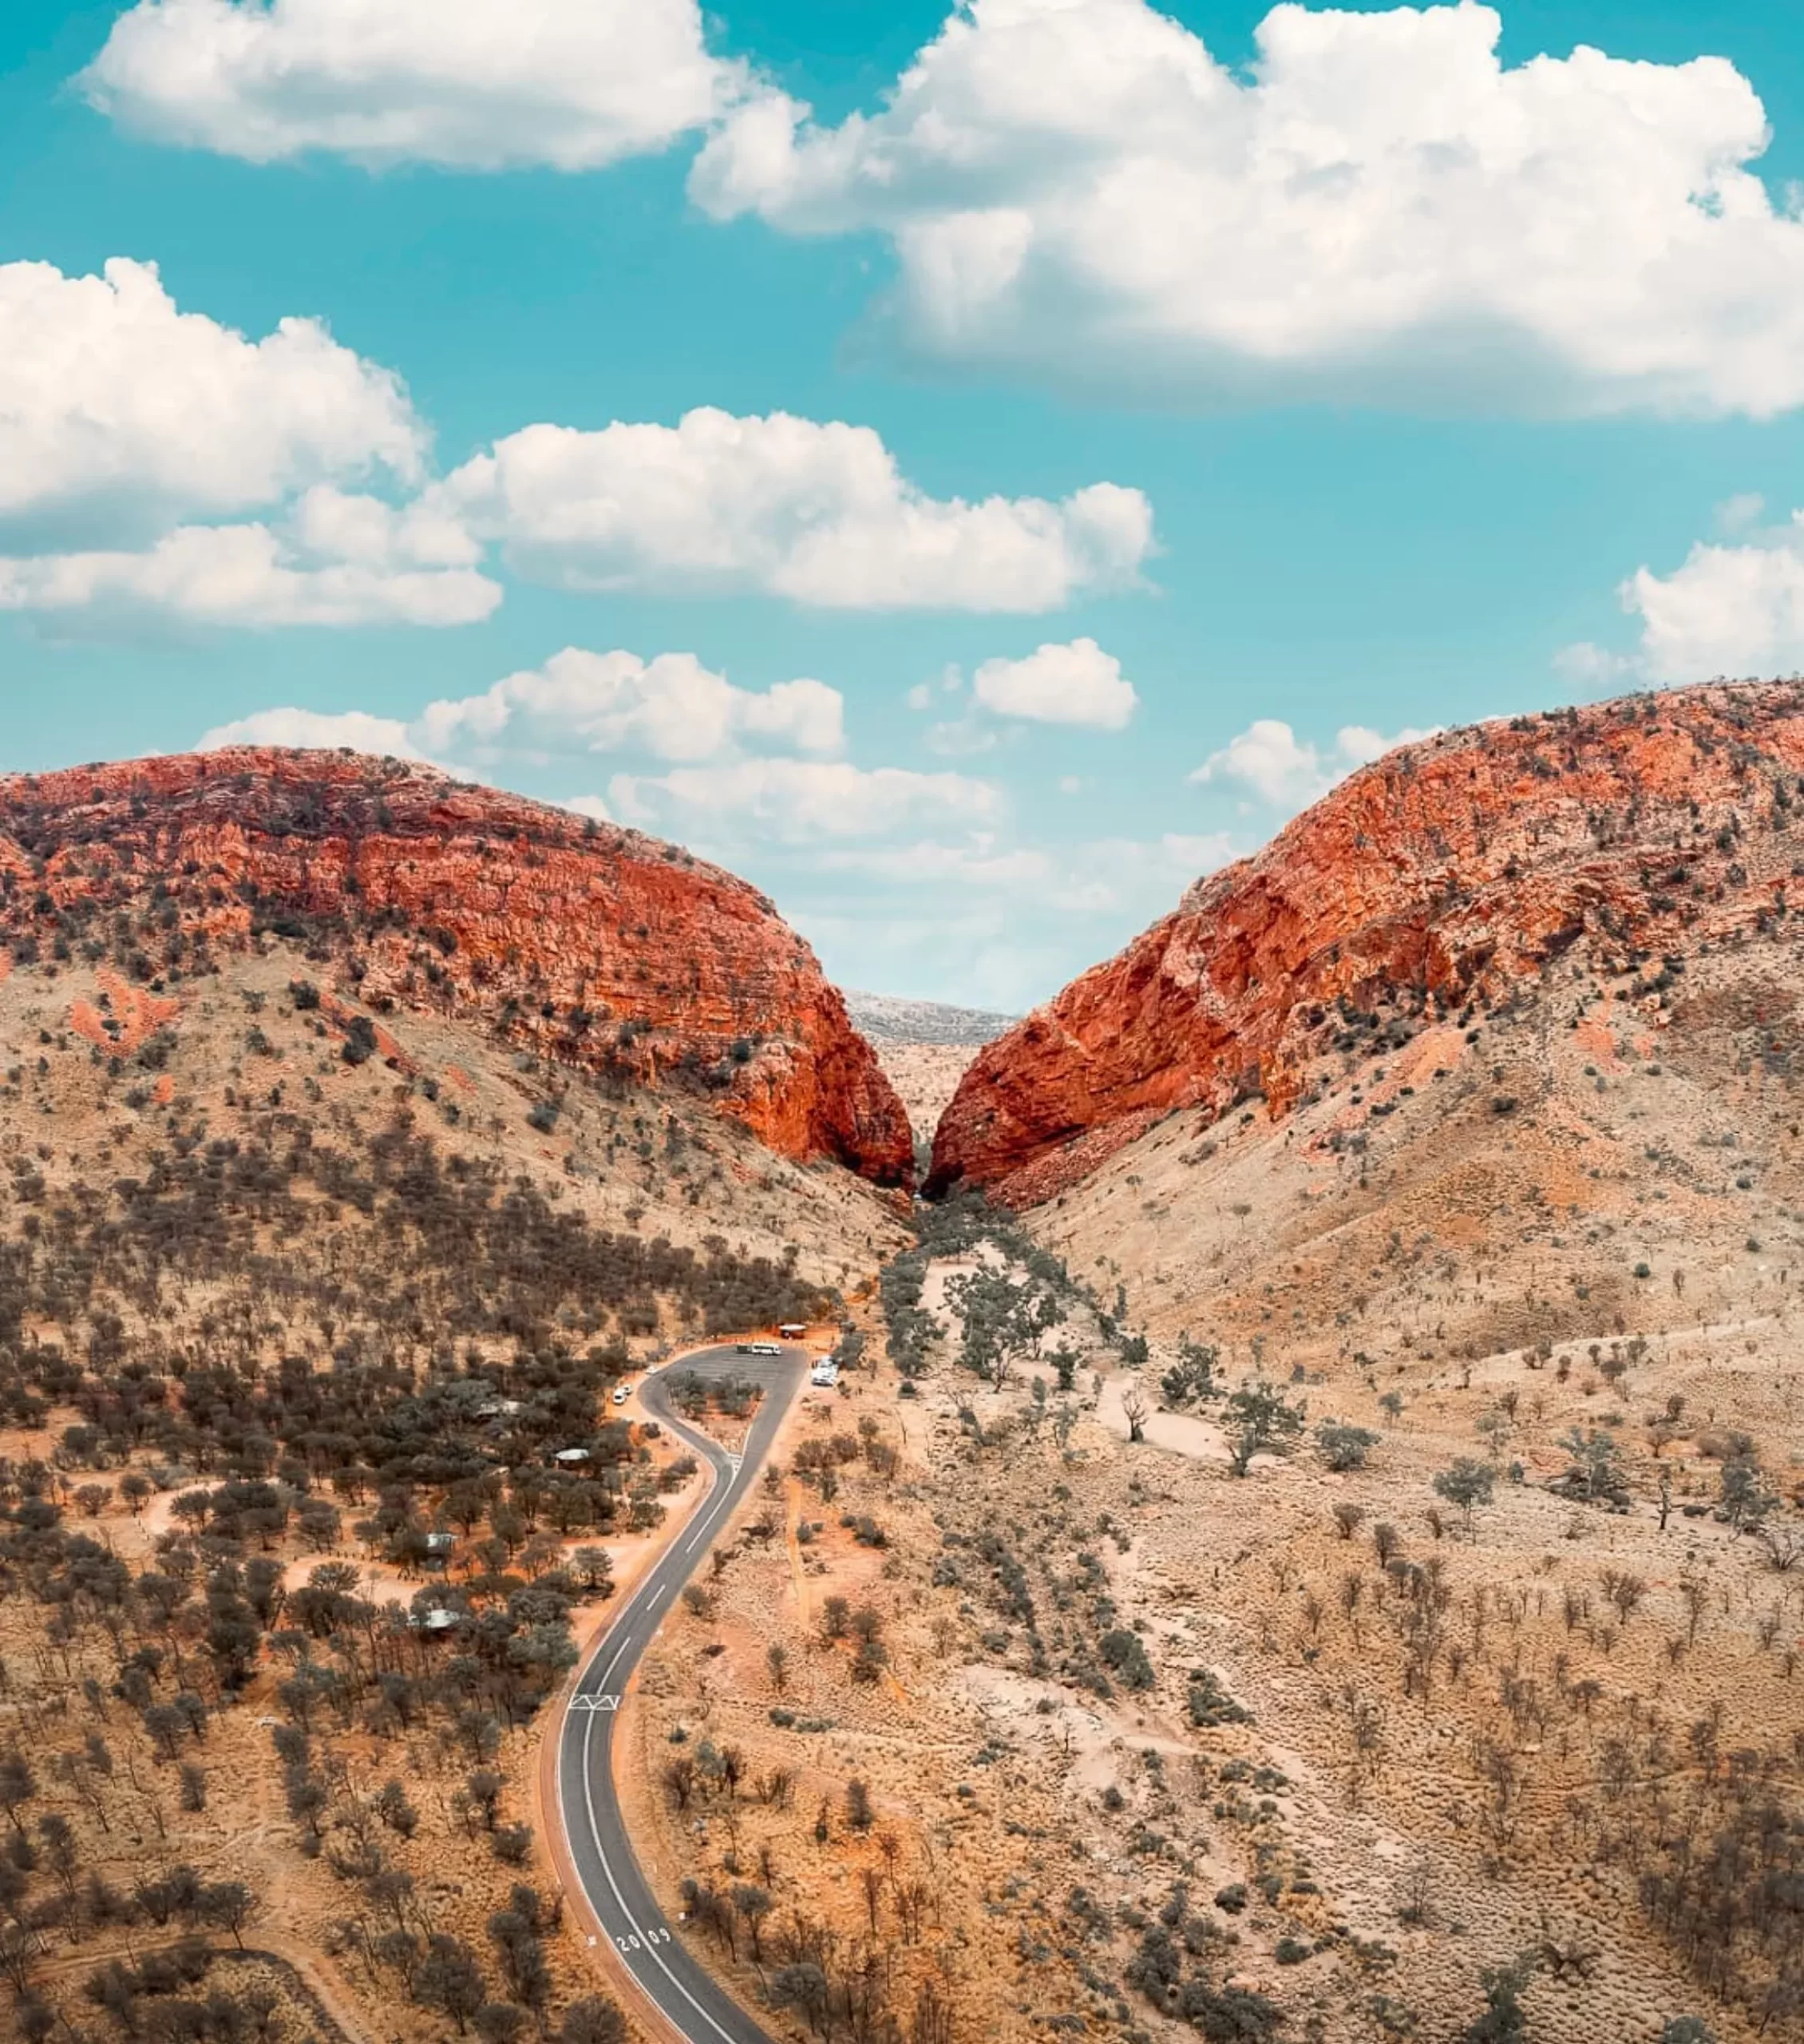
left=0, top=939, right=904, bottom=2044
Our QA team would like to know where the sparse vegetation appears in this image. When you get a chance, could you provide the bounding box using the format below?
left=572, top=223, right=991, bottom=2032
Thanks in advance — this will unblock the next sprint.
left=1224, top=1380, right=1306, bottom=1476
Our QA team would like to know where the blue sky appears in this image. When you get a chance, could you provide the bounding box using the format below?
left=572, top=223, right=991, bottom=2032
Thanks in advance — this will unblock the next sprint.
left=6, top=1, right=1804, bottom=1007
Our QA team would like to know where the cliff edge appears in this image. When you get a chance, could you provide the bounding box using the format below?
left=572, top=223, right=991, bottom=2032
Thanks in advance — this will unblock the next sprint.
left=931, top=680, right=1804, bottom=1206
left=0, top=748, right=914, bottom=1188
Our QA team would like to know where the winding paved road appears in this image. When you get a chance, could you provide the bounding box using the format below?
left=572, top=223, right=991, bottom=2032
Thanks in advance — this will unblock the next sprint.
left=556, top=1345, right=801, bottom=2044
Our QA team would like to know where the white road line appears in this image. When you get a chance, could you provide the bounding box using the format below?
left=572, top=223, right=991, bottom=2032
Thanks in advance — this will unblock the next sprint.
left=581, top=1703, right=742, bottom=2044
left=592, top=1632, right=634, bottom=1692
left=556, top=1345, right=789, bottom=2044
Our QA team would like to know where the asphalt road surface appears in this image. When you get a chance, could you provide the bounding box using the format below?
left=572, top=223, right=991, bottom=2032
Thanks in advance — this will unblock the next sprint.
left=556, top=1345, right=802, bottom=2044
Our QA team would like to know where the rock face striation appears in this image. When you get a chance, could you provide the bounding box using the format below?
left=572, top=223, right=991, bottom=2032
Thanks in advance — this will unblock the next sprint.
left=932, top=681, right=1804, bottom=1206
left=0, top=748, right=913, bottom=1187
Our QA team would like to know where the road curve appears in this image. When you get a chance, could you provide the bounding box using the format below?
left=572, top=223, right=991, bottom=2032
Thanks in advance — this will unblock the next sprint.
left=556, top=1345, right=803, bottom=2044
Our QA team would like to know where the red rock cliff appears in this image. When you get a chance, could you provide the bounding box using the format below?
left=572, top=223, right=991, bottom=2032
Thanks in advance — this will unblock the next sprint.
left=0, top=749, right=913, bottom=1188
left=932, top=680, right=1804, bottom=1206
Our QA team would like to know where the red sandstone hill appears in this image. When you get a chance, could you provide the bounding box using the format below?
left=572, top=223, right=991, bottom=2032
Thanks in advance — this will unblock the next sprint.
left=931, top=679, right=1804, bottom=1206
left=0, top=748, right=913, bottom=1188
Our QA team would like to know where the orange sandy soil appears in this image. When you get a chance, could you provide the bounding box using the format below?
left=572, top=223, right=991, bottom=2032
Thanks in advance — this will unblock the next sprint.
left=0, top=1428, right=709, bottom=2044
left=0, top=941, right=908, bottom=2044
left=623, top=1329, right=1804, bottom=2044
left=619, top=1341, right=1106, bottom=2044
left=0, top=942, right=908, bottom=1298
left=623, top=946, right=1804, bottom=2044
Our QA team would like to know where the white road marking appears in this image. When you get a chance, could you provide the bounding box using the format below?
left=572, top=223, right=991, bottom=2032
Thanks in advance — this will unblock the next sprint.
left=581, top=1704, right=742, bottom=2044
left=594, top=1632, right=634, bottom=1689
left=556, top=1343, right=793, bottom=2044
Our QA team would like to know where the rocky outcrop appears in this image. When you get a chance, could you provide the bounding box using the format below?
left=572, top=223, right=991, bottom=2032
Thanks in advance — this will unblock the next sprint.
left=931, top=681, right=1804, bottom=1206
left=0, top=748, right=913, bottom=1187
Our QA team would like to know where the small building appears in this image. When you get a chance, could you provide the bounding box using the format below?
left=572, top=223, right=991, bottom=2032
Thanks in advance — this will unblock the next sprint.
left=552, top=1446, right=592, bottom=1468
left=778, top=1324, right=808, bottom=1339
left=809, top=1357, right=840, bottom=1388
left=423, top=1531, right=457, bottom=1569
left=409, top=1607, right=460, bottom=1636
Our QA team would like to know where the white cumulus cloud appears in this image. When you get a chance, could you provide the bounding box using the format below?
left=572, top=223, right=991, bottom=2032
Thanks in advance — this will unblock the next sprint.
left=817, top=842, right=1053, bottom=888
left=0, top=258, right=424, bottom=537
left=0, top=261, right=485, bottom=629
left=82, top=0, right=770, bottom=171
left=1557, top=504, right=1804, bottom=685
left=1046, top=830, right=1236, bottom=913
left=607, top=758, right=1003, bottom=842
left=200, top=706, right=423, bottom=754
left=779, top=826, right=1240, bottom=1008
left=3, top=271, right=1149, bottom=626
left=1616, top=517, right=1804, bottom=683
left=971, top=636, right=1137, bottom=727
left=0, top=520, right=498, bottom=629
left=1193, top=718, right=1434, bottom=808
left=414, top=646, right=845, bottom=764
left=693, top=0, right=1804, bottom=418
left=1551, top=640, right=1637, bottom=687
left=436, top=407, right=1152, bottom=611
left=204, top=645, right=848, bottom=766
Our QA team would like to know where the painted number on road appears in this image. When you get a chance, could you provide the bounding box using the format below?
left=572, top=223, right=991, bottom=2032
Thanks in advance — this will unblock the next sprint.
left=617, top=1930, right=674, bottom=1952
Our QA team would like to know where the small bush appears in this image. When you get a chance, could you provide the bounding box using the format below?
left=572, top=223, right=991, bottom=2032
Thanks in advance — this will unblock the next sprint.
left=1099, top=1628, right=1155, bottom=1691
left=1188, top=1670, right=1252, bottom=1727
left=1315, top=1420, right=1379, bottom=1472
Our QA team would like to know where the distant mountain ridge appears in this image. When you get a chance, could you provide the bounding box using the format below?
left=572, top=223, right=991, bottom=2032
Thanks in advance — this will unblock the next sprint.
left=845, top=990, right=1019, bottom=1047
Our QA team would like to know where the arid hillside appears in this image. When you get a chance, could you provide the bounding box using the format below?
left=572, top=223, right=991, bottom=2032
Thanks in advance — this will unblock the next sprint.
left=631, top=983, right=1804, bottom=2044
left=844, top=676, right=1804, bottom=2042
left=845, top=991, right=1018, bottom=1048
left=933, top=680, right=1804, bottom=1206
left=0, top=747, right=913, bottom=1186
left=781, top=897, right=1804, bottom=2039
left=7, top=695, right=1804, bottom=2044
left=0, top=857, right=908, bottom=2044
